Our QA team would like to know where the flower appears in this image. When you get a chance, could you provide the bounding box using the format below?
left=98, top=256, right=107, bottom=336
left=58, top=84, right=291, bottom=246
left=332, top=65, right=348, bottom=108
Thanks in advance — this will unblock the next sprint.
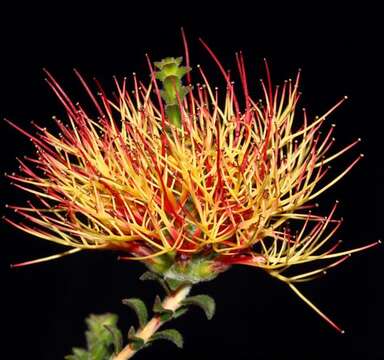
left=5, top=37, right=379, bottom=332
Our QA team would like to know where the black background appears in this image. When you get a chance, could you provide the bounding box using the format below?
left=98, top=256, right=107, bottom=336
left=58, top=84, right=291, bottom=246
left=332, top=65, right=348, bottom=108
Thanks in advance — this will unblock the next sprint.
left=1, top=2, right=383, bottom=359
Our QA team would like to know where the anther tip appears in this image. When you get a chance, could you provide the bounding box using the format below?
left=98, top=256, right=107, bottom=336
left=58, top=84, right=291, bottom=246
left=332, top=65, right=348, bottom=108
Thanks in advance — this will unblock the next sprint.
left=340, top=329, right=346, bottom=335
left=343, top=95, right=349, bottom=100
left=378, top=239, right=382, bottom=245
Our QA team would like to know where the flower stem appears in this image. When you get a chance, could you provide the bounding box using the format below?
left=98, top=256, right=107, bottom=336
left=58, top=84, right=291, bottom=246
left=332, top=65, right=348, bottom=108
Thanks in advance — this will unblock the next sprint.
left=113, top=283, right=192, bottom=360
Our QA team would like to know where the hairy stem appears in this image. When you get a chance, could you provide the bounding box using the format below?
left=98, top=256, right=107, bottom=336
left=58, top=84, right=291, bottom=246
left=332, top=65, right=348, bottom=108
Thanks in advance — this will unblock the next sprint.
left=113, top=284, right=192, bottom=360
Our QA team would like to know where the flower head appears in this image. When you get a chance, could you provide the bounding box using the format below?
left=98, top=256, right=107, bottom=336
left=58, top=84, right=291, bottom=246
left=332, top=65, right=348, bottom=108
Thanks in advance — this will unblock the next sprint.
left=5, top=37, right=379, bottom=332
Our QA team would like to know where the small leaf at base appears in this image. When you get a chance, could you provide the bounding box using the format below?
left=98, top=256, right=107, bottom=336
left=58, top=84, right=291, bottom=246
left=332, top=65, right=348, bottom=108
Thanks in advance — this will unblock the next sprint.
left=153, top=295, right=174, bottom=322
left=140, top=271, right=170, bottom=293
left=104, top=324, right=123, bottom=353
left=122, top=298, right=148, bottom=328
left=150, top=329, right=184, bottom=348
left=182, top=294, right=216, bottom=320
left=128, top=326, right=145, bottom=351
left=173, top=306, right=189, bottom=319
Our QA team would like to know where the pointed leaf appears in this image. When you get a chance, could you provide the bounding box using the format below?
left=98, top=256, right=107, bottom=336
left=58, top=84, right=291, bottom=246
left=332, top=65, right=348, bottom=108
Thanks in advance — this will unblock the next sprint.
left=173, top=306, right=189, bottom=319
left=85, top=313, right=119, bottom=350
left=104, top=324, right=123, bottom=353
left=64, top=348, right=88, bottom=360
left=182, top=295, right=216, bottom=320
left=140, top=271, right=170, bottom=293
left=66, top=314, right=122, bottom=360
left=128, top=325, right=136, bottom=339
left=153, top=295, right=174, bottom=321
left=130, top=337, right=145, bottom=351
left=150, top=329, right=184, bottom=348
left=122, top=298, right=148, bottom=328
left=139, top=271, right=160, bottom=282
left=160, top=311, right=174, bottom=322
left=127, top=326, right=145, bottom=350
left=165, top=277, right=185, bottom=291
left=152, top=295, right=164, bottom=313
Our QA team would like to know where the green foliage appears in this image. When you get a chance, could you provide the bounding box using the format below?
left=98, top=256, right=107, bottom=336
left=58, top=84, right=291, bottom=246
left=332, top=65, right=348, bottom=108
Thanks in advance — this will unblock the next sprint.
left=104, top=324, right=123, bottom=357
left=128, top=326, right=146, bottom=350
left=173, top=306, right=189, bottom=319
left=182, top=294, right=216, bottom=320
left=164, top=257, right=221, bottom=284
left=122, top=298, right=148, bottom=328
left=150, top=329, right=184, bottom=348
left=140, top=270, right=171, bottom=293
left=165, top=277, right=187, bottom=291
left=65, top=348, right=88, bottom=360
left=153, top=295, right=174, bottom=322
left=65, top=314, right=122, bottom=360
left=66, top=272, right=216, bottom=360
left=144, top=252, right=176, bottom=276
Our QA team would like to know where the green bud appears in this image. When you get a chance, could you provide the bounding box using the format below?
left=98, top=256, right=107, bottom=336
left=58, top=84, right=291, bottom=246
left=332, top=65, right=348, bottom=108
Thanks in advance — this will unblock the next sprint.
left=164, top=256, right=226, bottom=284
left=154, top=56, right=191, bottom=128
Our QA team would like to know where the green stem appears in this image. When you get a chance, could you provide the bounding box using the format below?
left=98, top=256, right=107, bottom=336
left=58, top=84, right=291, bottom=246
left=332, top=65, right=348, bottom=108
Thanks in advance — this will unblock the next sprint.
left=113, top=284, right=192, bottom=360
left=154, top=57, right=190, bottom=128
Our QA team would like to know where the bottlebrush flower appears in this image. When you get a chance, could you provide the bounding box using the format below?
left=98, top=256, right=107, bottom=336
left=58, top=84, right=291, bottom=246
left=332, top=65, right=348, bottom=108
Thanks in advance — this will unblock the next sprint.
left=5, top=38, right=379, bottom=332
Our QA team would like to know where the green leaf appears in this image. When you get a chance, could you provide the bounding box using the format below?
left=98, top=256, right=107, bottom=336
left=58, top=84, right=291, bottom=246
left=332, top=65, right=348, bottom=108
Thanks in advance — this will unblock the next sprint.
left=165, top=277, right=186, bottom=291
left=173, top=306, right=189, bottom=319
left=182, top=295, right=216, bottom=320
left=130, top=337, right=145, bottom=351
left=139, top=271, right=160, bottom=282
left=152, top=295, right=163, bottom=313
left=64, top=347, right=88, bottom=360
left=127, top=325, right=137, bottom=340
left=122, top=298, right=148, bottom=328
left=140, top=271, right=170, bottom=293
left=150, top=329, right=184, bottom=348
left=85, top=314, right=119, bottom=351
left=104, top=324, right=123, bottom=353
left=66, top=314, right=122, bottom=360
left=153, top=295, right=174, bottom=322
left=128, top=326, right=145, bottom=350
